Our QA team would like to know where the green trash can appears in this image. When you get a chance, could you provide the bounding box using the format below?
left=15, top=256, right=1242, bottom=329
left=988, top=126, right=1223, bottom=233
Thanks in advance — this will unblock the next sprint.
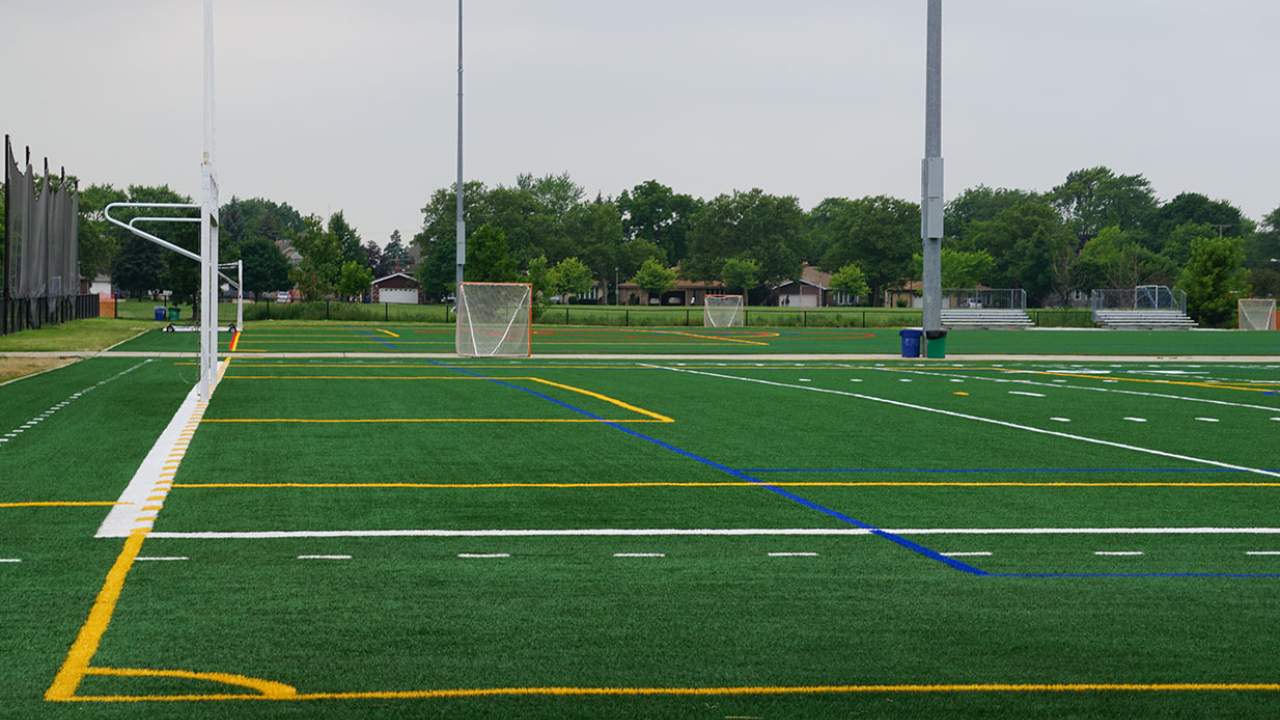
left=167, top=307, right=181, bottom=322
left=925, top=329, right=947, bottom=359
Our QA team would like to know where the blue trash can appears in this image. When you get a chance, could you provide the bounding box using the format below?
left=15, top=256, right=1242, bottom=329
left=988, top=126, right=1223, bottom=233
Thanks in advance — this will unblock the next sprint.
left=899, top=328, right=923, bottom=358
left=153, top=306, right=167, bottom=321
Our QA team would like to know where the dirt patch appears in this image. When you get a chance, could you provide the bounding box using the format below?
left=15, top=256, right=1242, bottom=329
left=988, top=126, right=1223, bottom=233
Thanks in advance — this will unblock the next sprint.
left=0, top=357, right=77, bottom=385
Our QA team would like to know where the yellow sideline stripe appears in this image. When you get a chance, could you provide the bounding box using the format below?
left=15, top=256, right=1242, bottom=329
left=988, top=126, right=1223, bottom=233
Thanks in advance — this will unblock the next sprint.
left=45, top=530, right=148, bottom=701
left=199, top=418, right=665, bottom=424
left=1039, top=371, right=1273, bottom=394
left=57, top=681, right=1280, bottom=703
left=659, top=330, right=770, bottom=346
left=376, top=329, right=401, bottom=338
left=0, top=501, right=123, bottom=508
left=524, top=377, right=675, bottom=423
left=171, top=481, right=1280, bottom=490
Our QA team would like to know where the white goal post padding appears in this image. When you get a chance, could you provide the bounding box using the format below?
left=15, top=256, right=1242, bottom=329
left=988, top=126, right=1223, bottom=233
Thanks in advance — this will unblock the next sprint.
left=704, top=294, right=745, bottom=328
left=456, top=282, right=533, bottom=357
left=1238, top=299, right=1277, bottom=331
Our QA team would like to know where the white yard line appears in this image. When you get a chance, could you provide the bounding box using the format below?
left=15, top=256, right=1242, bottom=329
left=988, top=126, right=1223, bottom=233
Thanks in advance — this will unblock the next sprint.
left=0, top=360, right=150, bottom=450
left=871, top=366, right=1280, bottom=413
left=942, top=552, right=992, bottom=557
left=457, top=553, right=510, bottom=559
left=1009, top=391, right=1046, bottom=398
left=651, top=366, right=1280, bottom=479
left=145, top=527, right=1280, bottom=540
left=297, top=555, right=351, bottom=560
left=1245, top=551, right=1280, bottom=556
left=613, top=552, right=665, bottom=558
left=96, top=360, right=227, bottom=538
left=0, top=558, right=23, bottom=563
left=1094, top=551, right=1144, bottom=556
left=135, top=556, right=189, bottom=562
left=767, top=552, right=819, bottom=557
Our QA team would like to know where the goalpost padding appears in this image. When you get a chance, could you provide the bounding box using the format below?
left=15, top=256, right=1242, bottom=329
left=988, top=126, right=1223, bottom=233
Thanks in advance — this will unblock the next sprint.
left=704, top=294, right=744, bottom=328
left=1238, top=299, right=1277, bottom=331
left=456, top=282, right=533, bottom=357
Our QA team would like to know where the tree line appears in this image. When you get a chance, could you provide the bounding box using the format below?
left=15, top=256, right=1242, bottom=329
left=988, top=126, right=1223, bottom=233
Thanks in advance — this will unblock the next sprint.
left=4, top=165, right=1276, bottom=324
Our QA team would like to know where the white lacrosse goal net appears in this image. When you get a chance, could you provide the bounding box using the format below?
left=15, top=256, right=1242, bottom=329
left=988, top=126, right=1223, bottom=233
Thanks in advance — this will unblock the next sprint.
left=1238, top=299, right=1277, bottom=331
left=703, top=294, right=744, bottom=327
left=456, top=282, right=533, bottom=357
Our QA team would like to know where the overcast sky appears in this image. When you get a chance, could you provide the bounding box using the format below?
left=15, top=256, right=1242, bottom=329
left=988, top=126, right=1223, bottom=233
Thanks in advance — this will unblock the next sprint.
left=5, top=1, right=1278, bottom=245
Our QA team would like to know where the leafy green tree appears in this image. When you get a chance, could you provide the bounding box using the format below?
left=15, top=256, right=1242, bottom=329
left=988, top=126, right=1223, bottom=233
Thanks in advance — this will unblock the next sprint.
left=110, top=235, right=166, bottom=299
left=547, top=257, right=593, bottom=303
left=967, top=199, right=1076, bottom=305
left=466, top=224, right=517, bottom=282
left=327, top=211, right=363, bottom=266
left=111, top=185, right=199, bottom=308
left=1161, top=222, right=1216, bottom=269
left=382, top=230, right=412, bottom=274
left=77, top=184, right=128, bottom=282
left=686, top=189, right=805, bottom=285
left=911, top=248, right=995, bottom=288
left=1073, top=226, right=1176, bottom=291
left=565, top=197, right=624, bottom=291
left=289, top=215, right=342, bottom=301
left=1152, top=193, right=1246, bottom=244
left=720, top=257, right=760, bottom=298
left=630, top=258, right=678, bottom=303
left=525, top=255, right=551, bottom=300
left=336, top=260, right=374, bottom=301
left=812, top=195, right=919, bottom=305
left=237, top=236, right=291, bottom=298
left=219, top=197, right=306, bottom=259
left=1050, top=167, right=1158, bottom=243
left=362, top=240, right=383, bottom=275
left=829, top=263, right=870, bottom=301
left=1178, top=236, right=1249, bottom=326
left=945, top=186, right=1042, bottom=247
left=617, top=180, right=702, bottom=264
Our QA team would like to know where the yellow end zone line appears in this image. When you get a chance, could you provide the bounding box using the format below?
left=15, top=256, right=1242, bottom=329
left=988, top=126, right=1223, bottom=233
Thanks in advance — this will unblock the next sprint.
left=171, top=481, right=1280, bottom=490
left=376, top=329, right=400, bottom=338
left=0, top=501, right=124, bottom=508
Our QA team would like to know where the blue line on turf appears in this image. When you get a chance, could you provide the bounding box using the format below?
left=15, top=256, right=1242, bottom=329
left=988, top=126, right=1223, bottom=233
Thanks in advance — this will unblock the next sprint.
left=429, top=359, right=986, bottom=576
left=352, top=326, right=399, bottom=351
left=991, top=572, right=1280, bottom=579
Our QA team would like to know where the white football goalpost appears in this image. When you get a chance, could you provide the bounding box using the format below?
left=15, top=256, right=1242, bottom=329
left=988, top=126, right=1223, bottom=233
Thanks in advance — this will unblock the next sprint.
left=1238, top=299, right=1277, bottom=331
left=455, top=282, right=532, bottom=357
left=704, top=294, right=745, bottom=328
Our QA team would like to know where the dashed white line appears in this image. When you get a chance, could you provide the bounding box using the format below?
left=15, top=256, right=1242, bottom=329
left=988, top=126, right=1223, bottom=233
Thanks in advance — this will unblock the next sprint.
left=1094, top=551, right=1144, bottom=556
left=941, top=552, right=992, bottom=557
left=767, top=552, right=819, bottom=557
left=1009, top=391, right=1046, bottom=398
left=1245, top=551, right=1280, bottom=556
left=613, top=553, right=665, bottom=558
left=457, top=553, right=510, bottom=559
left=136, top=556, right=190, bottom=562
left=1123, top=417, right=1147, bottom=423
left=1195, top=417, right=1220, bottom=423
left=0, top=558, right=22, bottom=563
left=1050, top=417, right=1072, bottom=423
left=899, top=379, right=913, bottom=383
left=798, top=378, right=812, bottom=383
left=296, top=555, right=352, bottom=560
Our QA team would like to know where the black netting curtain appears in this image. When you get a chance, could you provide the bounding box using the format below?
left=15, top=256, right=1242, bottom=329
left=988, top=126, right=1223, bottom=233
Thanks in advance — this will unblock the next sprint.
left=4, top=138, right=79, bottom=299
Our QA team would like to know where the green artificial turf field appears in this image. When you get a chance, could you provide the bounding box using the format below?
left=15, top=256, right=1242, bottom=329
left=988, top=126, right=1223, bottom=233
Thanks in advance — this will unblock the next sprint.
left=106, top=321, right=1280, bottom=356
left=3, top=353, right=1280, bottom=718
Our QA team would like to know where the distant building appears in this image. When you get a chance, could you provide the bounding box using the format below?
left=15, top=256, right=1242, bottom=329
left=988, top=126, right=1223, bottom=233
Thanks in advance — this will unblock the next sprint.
left=618, top=278, right=726, bottom=306
left=371, top=272, right=421, bottom=304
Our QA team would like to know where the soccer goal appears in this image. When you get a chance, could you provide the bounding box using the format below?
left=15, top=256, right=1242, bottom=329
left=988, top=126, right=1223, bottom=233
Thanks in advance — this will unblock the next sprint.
left=455, top=282, right=533, bottom=357
left=1238, top=298, right=1277, bottom=331
left=704, top=294, right=745, bottom=327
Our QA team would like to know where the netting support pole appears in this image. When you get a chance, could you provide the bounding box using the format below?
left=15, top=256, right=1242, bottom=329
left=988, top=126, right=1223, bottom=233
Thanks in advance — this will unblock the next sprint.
left=920, top=0, right=944, bottom=333
left=454, top=0, right=466, bottom=290
left=2, top=135, right=11, bottom=337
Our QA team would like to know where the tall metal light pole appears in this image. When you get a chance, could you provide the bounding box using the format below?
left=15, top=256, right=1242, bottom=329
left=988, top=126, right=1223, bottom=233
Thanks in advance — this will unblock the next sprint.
left=921, top=0, right=944, bottom=334
left=455, top=0, right=466, bottom=289
left=200, top=0, right=218, bottom=399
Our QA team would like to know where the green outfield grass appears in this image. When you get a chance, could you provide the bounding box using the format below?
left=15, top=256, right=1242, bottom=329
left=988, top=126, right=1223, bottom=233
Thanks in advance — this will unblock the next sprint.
left=105, top=321, right=1280, bottom=356
left=0, top=318, right=158, bottom=352
left=4, top=354, right=1280, bottom=718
